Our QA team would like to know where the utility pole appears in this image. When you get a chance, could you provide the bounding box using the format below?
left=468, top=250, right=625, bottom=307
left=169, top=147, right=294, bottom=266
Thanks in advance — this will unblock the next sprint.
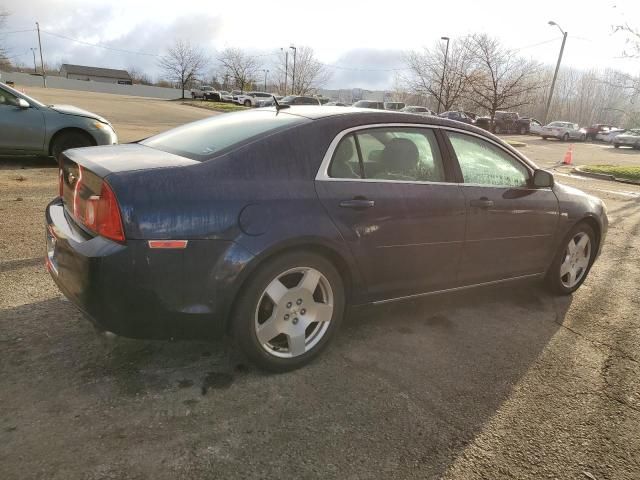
left=289, top=45, right=297, bottom=95
left=281, top=48, right=289, bottom=95
left=30, top=48, right=38, bottom=73
left=36, top=22, right=46, bottom=87
left=263, top=69, right=269, bottom=92
left=543, top=21, right=567, bottom=124
left=437, top=36, right=450, bottom=114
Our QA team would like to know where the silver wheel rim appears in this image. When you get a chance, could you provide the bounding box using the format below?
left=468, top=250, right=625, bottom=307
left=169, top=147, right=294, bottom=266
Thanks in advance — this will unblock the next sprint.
left=254, top=267, right=334, bottom=358
left=560, top=232, right=591, bottom=288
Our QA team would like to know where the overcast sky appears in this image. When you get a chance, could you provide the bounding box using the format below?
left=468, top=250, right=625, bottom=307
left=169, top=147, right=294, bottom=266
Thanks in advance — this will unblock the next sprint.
left=2, top=0, right=639, bottom=90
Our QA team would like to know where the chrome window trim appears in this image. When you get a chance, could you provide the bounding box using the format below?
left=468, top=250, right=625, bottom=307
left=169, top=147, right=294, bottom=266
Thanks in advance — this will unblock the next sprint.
left=315, top=123, right=538, bottom=189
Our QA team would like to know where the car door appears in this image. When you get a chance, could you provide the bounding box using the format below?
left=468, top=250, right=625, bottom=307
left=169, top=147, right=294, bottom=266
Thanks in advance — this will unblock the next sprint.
left=0, top=88, right=46, bottom=153
left=315, top=125, right=467, bottom=301
left=444, top=130, right=560, bottom=285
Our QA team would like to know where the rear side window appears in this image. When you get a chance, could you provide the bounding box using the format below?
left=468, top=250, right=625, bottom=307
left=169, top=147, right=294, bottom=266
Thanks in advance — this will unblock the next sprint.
left=329, top=128, right=445, bottom=182
left=141, top=110, right=309, bottom=161
left=448, top=132, right=529, bottom=187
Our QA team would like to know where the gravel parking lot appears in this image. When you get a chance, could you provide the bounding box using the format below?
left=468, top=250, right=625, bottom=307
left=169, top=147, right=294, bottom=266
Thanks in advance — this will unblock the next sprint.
left=1, top=90, right=639, bottom=479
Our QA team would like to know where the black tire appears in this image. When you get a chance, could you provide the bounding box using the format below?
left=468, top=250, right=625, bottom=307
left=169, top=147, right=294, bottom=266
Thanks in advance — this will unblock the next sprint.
left=614, top=144, right=620, bottom=149
left=542, top=136, right=547, bottom=140
left=545, top=222, right=597, bottom=295
left=519, top=126, right=527, bottom=135
left=50, top=130, right=94, bottom=163
left=191, top=93, right=196, bottom=99
left=562, top=133, right=569, bottom=142
left=243, top=99, right=251, bottom=107
left=232, top=251, right=346, bottom=372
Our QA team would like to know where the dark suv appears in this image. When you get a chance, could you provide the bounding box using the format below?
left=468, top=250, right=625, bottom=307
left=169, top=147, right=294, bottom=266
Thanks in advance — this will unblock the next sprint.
left=476, top=111, right=530, bottom=134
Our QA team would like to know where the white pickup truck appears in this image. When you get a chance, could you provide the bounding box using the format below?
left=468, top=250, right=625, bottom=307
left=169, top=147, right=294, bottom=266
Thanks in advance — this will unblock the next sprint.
left=190, top=85, right=216, bottom=99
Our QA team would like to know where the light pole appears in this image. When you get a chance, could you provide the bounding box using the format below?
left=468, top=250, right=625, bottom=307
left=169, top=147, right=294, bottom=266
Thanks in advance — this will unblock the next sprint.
left=281, top=47, right=289, bottom=95
left=437, top=36, right=450, bottom=114
left=263, top=69, right=269, bottom=92
left=30, top=48, right=38, bottom=73
left=289, top=45, right=297, bottom=95
left=543, top=21, right=568, bottom=124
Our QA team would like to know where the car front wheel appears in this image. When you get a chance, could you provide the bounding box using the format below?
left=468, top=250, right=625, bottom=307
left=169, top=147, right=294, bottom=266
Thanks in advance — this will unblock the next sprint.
left=562, top=133, right=569, bottom=142
left=244, top=100, right=251, bottom=107
left=232, top=251, right=345, bottom=372
left=546, top=223, right=596, bottom=295
left=51, top=131, right=94, bottom=163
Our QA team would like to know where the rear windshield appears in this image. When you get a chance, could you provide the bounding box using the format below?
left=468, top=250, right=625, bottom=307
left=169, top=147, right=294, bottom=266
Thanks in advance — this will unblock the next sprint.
left=141, top=110, right=309, bottom=161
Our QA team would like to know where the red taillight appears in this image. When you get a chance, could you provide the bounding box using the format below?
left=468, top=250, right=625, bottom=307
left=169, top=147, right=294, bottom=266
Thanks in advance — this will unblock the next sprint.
left=73, top=174, right=125, bottom=243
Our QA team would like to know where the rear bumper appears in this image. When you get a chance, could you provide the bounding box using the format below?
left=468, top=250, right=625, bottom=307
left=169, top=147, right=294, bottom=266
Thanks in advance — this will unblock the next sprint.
left=45, top=198, right=253, bottom=340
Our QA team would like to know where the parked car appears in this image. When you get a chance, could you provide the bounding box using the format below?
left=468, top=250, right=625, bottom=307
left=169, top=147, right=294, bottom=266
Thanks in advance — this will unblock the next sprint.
left=584, top=124, right=616, bottom=141
left=599, top=128, right=625, bottom=143
left=0, top=82, right=117, bottom=159
left=217, top=91, right=234, bottom=102
left=280, top=95, right=321, bottom=106
left=475, top=112, right=528, bottom=133
left=233, top=91, right=273, bottom=107
left=353, top=100, right=385, bottom=109
left=613, top=129, right=640, bottom=149
left=401, top=106, right=435, bottom=116
left=439, top=111, right=474, bottom=124
left=46, top=107, right=607, bottom=371
left=528, top=118, right=544, bottom=135
left=463, top=111, right=479, bottom=122
left=325, top=101, right=348, bottom=106
left=541, top=121, right=586, bottom=141
left=203, top=90, right=222, bottom=102
left=190, top=85, right=216, bottom=99
left=384, top=102, right=406, bottom=111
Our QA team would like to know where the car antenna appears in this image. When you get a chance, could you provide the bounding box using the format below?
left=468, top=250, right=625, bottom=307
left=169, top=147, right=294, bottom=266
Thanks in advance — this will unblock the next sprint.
left=273, top=95, right=289, bottom=111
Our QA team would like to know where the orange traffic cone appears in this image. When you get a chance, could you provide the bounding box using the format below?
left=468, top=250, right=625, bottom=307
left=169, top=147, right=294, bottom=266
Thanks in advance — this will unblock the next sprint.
left=562, top=144, right=574, bottom=165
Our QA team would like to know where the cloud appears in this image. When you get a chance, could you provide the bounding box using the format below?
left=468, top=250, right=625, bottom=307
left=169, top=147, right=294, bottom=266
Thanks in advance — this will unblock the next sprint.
left=324, top=49, right=406, bottom=90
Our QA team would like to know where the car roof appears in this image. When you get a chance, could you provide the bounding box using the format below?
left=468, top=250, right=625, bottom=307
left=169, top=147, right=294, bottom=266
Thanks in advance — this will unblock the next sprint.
left=259, top=106, right=490, bottom=131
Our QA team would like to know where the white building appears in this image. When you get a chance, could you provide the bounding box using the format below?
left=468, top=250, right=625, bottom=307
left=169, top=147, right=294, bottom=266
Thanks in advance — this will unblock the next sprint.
left=59, top=64, right=132, bottom=85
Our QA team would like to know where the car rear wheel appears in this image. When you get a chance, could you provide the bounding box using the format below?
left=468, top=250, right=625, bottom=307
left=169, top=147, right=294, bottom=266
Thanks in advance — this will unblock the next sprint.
left=542, top=136, right=547, bottom=140
left=519, top=126, right=527, bottom=135
left=232, top=251, right=345, bottom=372
left=614, top=144, right=620, bottom=148
left=244, top=100, right=251, bottom=107
left=50, top=130, right=94, bottom=163
left=545, top=223, right=596, bottom=295
left=562, top=133, right=569, bottom=142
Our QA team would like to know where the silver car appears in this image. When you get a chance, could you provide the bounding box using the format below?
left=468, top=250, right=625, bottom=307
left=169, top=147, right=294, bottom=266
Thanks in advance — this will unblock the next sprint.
left=0, top=82, right=117, bottom=158
left=541, top=121, right=586, bottom=141
left=613, top=129, right=640, bottom=149
left=528, top=118, right=544, bottom=135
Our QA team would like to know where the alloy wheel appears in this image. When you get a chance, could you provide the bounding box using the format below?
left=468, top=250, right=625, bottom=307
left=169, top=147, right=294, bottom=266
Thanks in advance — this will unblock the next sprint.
left=560, top=232, right=591, bottom=288
left=254, top=267, right=334, bottom=358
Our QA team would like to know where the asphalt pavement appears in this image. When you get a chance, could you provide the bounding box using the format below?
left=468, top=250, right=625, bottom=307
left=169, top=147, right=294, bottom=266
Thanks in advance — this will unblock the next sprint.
left=1, top=89, right=639, bottom=479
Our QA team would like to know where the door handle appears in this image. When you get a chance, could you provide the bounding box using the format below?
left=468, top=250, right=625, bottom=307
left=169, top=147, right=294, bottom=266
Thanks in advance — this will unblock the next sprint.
left=339, top=199, right=375, bottom=209
left=469, top=198, right=494, bottom=208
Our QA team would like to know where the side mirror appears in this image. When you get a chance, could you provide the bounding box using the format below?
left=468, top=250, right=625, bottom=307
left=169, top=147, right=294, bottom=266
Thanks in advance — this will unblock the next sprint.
left=533, top=169, right=554, bottom=188
left=17, top=98, right=30, bottom=109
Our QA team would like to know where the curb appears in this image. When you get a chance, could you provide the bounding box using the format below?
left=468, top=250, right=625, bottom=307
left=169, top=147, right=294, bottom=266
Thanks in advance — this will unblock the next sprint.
left=572, top=166, right=640, bottom=186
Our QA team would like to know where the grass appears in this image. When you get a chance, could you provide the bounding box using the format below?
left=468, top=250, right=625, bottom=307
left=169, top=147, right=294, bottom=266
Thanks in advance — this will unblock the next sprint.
left=582, top=165, right=640, bottom=182
left=181, top=100, right=247, bottom=113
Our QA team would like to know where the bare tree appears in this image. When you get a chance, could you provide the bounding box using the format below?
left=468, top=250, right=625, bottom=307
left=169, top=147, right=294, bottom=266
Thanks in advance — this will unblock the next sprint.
left=158, top=40, right=207, bottom=98
left=127, top=66, right=153, bottom=85
left=464, top=34, right=542, bottom=128
left=274, top=46, right=330, bottom=95
left=218, top=48, right=259, bottom=93
left=403, top=38, right=474, bottom=112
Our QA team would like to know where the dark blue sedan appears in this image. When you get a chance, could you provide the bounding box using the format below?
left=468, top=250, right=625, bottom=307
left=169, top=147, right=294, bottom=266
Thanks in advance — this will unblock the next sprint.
left=46, top=107, right=607, bottom=371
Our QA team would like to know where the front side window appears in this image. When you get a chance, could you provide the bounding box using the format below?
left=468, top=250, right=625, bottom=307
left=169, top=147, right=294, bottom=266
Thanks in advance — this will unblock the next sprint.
left=0, top=88, right=19, bottom=106
left=448, top=132, right=529, bottom=188
left=328, top=128, right=445, bottom=182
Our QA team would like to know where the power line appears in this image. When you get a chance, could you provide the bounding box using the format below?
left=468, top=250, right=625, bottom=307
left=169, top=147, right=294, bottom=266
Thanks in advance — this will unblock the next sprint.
left=1, top=28, right=36, bottom=34
left=40, top=30, right=159, bottom=57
